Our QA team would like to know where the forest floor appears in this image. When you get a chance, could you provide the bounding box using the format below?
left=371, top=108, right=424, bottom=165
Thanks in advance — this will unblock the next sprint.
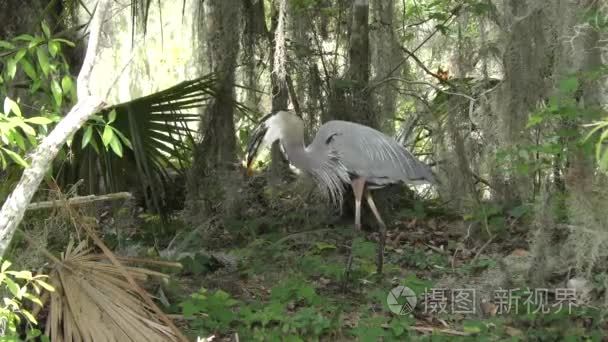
left=126, top=184, right=605, bottom=342
left=31, top=182, right=607, bottom=341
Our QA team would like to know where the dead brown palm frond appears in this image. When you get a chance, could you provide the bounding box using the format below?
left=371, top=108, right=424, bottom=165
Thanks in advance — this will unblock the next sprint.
left=45, top=240, right=179, bottom=342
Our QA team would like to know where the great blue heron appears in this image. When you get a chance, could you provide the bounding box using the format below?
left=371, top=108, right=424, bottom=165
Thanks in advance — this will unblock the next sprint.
left=245, top=110, right=435, bottom=276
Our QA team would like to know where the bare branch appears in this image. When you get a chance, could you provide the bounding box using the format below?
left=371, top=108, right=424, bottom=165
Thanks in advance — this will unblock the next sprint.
left=27, top=192, right=133, bottom=211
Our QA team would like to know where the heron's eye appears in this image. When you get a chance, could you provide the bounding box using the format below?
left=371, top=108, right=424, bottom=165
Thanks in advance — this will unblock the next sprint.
left=325, top=133, right=341, bottom=144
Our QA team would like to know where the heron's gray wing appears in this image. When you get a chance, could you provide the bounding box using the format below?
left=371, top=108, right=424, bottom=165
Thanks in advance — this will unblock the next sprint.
left=312, top=120, right=434, bottom=186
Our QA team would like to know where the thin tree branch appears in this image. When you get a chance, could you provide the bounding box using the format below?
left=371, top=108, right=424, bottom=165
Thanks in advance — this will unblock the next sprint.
left=380, top=4, right=462, bottom=82
left=377, top=77, right=476, bottom=102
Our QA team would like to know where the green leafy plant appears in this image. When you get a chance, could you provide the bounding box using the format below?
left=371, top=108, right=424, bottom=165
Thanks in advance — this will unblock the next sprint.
left=0, top=22, right=76, bottom=110
left=0, top=24, right=73, bottom=197
left=81, top=109, right=132, bottom=158
left=584, top=117, right=608, bottom=172
left=180, top=288, right=239, bottom=336
left=0, top=97, right=54, bottom=169
left=0, top=260, right=54, bottom=341
left=398, top=245, right=448, bottom=270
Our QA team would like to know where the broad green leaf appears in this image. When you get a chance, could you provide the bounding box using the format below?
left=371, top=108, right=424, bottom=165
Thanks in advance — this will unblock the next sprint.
left=3, top=297, right=19, bottom=309
left=24, top=117, right=52, bottom=125
left=13, top=131, right=26, bottom=151
left=48, top=40, right=60, bottom=57
left=0, top=131, right=11, bottom=146
left=14, top=49, right=27, bottom=62
left=89, top=135, right=101, bottom=154
left=34, top=279, right=55, bottom=292
left=19, top=59, right=37, bottom=80
left=31, top=79, right=41, bottom=93
left=28, top=36, right=44, bottom=49
left=51, top=79, right=62, bottom=107
left=26, top=129, right=37, bottom=145
left=108, top=109, right=117, bottom=123
left=90, top=114, right=105, bottom=123
left=26, top=328, right=42, bottom=340
left=4, top=277, right=20, bottom=298
left=1, top=260, right=12, bottom=272
left=14, top=34, right=34, bottom=42
left=82, top=126, right=93, bottom=148
left=61, top=75, right=73, bottom=95
left=0, top=151, right=6, bottom=169
left=109, top=136, right=123, bottom=157
left=102, top=125, right=115, bottom=146
left=111, top=127, right=133, bottom=149
left=0, top=40, right=15, bottom=49
left=2, top=148, right=29, bottom=167
left=36, top=47, right=50, bottom=76
left=21, top=309, right=37, bottom=324
left=18, top=285, right=27, bottom=299
left=52, top=38, right=75, bottom=47
left=17, top=122, right=36, bottom=136
left=6, top=270, right=32, bottom=280
left=4, top=97, right=22, bottom=116
left=7, top=58, right=17, bottom=79
left=41, top=21, right=51, bottom=38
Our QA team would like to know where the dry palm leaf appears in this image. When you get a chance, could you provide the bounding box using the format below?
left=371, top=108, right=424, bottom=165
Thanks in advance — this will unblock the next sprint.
left=45, top=240, right=179, bottom=342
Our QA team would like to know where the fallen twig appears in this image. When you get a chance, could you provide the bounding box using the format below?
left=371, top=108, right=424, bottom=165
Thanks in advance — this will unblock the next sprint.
left=472, top=235, right=495, bottom=262
left=411, top=326, right=470, bottom=336
left=90, top=255, right=183, bottom=269
left=27, top=192, right=133, bottom=211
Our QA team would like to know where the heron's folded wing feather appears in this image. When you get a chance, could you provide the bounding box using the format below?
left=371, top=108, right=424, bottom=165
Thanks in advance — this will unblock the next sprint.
left=315, top=121, right=434, bottom=184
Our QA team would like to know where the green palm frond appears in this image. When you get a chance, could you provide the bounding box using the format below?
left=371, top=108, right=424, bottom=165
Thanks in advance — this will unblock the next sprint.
left=57, top=75, right=216, bottom=216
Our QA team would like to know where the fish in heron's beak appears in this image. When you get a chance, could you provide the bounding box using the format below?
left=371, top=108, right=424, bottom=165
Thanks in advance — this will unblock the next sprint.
left=245, top=120, right=269, bottom=176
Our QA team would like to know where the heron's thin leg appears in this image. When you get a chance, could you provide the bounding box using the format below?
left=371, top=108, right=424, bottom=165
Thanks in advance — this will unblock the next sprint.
left=366, top=191, right=386, bottom=274
left=344, top=177, right=366, bottom=291
left=352, top=177, right=366, bottom=230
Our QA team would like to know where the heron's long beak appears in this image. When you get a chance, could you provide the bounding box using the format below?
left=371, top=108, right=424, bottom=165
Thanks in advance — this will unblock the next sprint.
left=245, top=122, right=268, bottom=176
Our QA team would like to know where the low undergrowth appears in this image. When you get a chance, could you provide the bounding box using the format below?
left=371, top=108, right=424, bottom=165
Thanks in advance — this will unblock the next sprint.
left=142, top=197, right=608, bottom=341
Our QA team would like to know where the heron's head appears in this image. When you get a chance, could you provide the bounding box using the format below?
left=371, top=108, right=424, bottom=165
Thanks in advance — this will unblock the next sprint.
left=245, top=110, right=302, bottom=175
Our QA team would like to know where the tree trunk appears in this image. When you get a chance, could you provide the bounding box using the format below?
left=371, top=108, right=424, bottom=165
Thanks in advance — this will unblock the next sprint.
left=186, top=0, right=242, bottom=219
left=327, top=0, right=373, bottom=128
left=347, top=0, right=373, bottom=127
left=494, top=0, right=551, bottom=204
left=268, top=0, right=291, bottom=179
left=370, top=0, right=401, bottom=133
